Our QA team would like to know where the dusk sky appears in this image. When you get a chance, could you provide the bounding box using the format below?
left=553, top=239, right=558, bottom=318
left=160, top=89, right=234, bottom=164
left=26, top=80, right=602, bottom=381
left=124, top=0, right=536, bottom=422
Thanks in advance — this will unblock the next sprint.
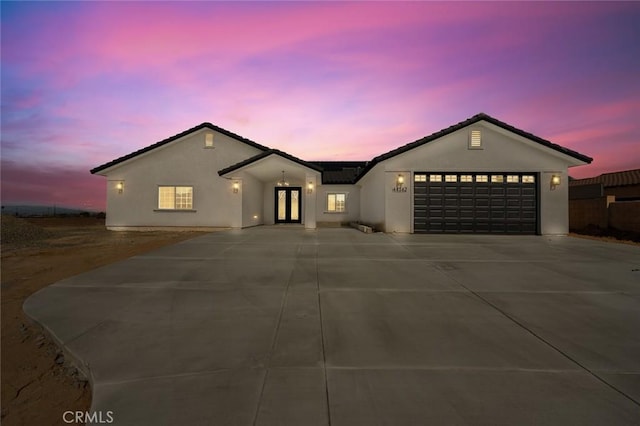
left=2, top=1, right=639, bottom=211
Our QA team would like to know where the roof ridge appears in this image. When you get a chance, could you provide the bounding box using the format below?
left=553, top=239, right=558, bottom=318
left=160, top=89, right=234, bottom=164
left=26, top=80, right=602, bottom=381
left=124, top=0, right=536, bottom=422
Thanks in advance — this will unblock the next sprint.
left=90, top=122, right=270, bottom=174
left=354, top=112, right=592, bottom=182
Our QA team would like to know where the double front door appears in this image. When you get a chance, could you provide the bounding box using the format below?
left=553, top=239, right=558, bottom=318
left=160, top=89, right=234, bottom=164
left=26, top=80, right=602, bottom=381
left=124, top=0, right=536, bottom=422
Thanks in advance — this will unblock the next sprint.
left=275, top=187, right=301, bottom=223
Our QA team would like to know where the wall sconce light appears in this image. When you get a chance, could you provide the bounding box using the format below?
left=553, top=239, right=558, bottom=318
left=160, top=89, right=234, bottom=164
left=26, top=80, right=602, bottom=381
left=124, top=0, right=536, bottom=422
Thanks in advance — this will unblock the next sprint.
left=232, top=181, right=240, bottom=193
left=116, top=181, right=124, bottom=194
left=396, top=174, right=405, bottom=187
left=307, top=182, right=314, bottom=194
left=550, top=174, right=561, bottom=189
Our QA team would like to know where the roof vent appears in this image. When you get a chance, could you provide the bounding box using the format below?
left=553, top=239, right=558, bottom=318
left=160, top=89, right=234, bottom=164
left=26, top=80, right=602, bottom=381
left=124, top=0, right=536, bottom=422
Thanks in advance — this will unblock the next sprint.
left=469, top=130, right=482, bottom=149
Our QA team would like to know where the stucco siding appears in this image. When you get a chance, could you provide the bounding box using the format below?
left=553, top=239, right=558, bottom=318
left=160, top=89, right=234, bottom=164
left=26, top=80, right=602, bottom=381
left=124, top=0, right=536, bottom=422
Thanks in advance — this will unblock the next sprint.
left=241, top=173, right=264, bottom=228
left=103, top=129, right=264, bottom=228
left=358, top=165, right=386, bottom=230
left=376, top=123, right=576, bottom=234
left=316, top=184, right=360, bottom=224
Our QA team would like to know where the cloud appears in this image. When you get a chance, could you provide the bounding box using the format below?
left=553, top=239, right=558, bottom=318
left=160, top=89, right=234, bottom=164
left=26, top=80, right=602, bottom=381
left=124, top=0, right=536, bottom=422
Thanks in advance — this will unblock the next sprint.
left=1, top=160, right=105, bottom=211
left=1, top=1, right=639, bottom=206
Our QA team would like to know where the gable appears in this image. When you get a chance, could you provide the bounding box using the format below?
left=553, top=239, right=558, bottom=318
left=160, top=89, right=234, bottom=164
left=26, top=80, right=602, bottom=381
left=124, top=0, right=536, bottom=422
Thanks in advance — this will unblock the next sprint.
left=90, top=122, right=269, bottom=175
left=355, top=113, right=592, bottom=181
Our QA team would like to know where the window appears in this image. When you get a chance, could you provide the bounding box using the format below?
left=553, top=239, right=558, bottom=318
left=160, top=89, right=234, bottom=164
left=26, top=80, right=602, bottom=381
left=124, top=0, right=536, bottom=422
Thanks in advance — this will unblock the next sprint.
left=429, top=174, right=442, bottom=182
left=460, top=175, right=473, bottom=182
left=491, top=175, right=504, bottom=183
left=522, top=175, right=535, bottom=183
left=506, top=175, right=519, bottom=183
left=469, top=130, right=482, bottom=149
left=205, top=133, right=214, bottom=148
left=476, top=175, right=488, bottom=182
left=327, top=193, right=346, bottom=212
left=414, top=174, right=427, bottom=182
left=158, top=186, right=193, bottom=209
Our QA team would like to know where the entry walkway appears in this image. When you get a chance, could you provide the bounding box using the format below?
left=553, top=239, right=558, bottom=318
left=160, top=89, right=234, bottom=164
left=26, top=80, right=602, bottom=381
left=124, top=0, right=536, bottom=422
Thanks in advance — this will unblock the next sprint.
left=25, top=228, right=640, bottom=425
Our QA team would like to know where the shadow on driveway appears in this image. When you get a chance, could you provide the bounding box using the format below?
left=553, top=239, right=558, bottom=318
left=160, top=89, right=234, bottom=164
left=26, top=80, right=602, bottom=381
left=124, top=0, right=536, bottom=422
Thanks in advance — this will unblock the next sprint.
left=25, top=228, right=640, bottom=425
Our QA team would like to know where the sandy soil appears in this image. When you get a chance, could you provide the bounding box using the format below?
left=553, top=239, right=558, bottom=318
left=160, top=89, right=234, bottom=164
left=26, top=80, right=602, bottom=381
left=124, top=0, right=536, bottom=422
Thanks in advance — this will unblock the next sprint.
left=1, top=216, right=208, bottom=426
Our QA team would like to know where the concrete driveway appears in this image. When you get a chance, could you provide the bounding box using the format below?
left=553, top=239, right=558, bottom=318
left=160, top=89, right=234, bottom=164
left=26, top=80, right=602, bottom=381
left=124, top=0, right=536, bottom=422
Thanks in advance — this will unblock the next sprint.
left=25, top=227, right=640, bottom=425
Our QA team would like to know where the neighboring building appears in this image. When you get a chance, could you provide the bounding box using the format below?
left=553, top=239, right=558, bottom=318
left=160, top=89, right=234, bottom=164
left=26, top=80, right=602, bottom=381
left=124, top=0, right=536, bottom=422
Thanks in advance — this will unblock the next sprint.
left=569, top=169, right=640, bottom=201
left=91, top=113, right=592, bottom=234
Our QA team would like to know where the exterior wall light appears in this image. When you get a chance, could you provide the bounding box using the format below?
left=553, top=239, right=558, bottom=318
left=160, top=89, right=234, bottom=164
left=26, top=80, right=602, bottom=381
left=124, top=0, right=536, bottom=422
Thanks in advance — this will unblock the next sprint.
left=232, top=181, right=240, bottom=193
left=307, top=182, right=314, bottom=194
left=396, top=174, right=405, bottom=187
left=116, top=181, right=124, bottom=194
left=550, top=174, right=561, bottom=190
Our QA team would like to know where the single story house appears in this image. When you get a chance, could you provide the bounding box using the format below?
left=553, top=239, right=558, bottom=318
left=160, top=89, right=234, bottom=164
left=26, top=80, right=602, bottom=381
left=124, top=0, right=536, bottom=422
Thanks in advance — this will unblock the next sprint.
left=91, top=113, right=592, bottom=234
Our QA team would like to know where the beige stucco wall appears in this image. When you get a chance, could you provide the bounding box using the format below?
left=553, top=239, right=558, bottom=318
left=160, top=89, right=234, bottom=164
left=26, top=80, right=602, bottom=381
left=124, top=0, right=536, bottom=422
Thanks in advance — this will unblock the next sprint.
left=101, top=129, right=264, bottom=229
left=98, top=119, right=588, bottom=235
left=316, top=184, right=360, bottom=225
left=358, top=165, right=386, bottom=230
left=241, top=174, right=264, bottom=228
left=359, top=121, right=587, bottom=234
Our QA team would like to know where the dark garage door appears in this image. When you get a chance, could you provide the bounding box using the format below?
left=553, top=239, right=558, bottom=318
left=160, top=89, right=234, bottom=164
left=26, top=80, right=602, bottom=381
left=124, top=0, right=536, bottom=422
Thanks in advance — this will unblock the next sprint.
left=414, top=172, right=537, bottom=234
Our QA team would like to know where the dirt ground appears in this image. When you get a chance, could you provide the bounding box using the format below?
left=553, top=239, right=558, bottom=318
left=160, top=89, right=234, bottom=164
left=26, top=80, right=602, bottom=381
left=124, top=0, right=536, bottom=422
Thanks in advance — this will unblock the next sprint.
left=1, top=216, right=208, bottom=426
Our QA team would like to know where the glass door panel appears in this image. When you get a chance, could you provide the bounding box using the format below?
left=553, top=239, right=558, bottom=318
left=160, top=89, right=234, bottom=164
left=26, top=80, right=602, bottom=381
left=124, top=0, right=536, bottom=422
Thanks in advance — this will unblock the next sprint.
left=290, top=190, right=299, bottom=220
left=277, top=190, right=287, bottom=220
left=274, top=187, right=302, bottom=223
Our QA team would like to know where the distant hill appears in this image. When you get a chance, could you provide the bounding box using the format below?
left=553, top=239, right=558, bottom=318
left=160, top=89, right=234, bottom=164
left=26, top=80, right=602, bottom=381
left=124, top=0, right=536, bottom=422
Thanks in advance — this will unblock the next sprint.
left=1, top=204, right=98, bottom=217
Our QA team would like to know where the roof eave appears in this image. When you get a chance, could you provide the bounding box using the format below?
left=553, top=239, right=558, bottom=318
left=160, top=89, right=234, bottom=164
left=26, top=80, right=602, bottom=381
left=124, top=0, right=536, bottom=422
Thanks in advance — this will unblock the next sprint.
left=90, top=122, right=270, bottom=175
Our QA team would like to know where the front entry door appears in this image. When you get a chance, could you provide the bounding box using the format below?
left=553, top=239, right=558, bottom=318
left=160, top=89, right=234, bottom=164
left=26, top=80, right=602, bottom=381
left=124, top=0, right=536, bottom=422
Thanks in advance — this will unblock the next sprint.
left=275, top=187, right=302, bottom=224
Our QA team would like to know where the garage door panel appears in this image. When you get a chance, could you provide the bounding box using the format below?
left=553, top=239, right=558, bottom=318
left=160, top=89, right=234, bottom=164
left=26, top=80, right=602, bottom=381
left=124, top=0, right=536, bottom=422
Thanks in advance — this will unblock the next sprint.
left=460, top=186, right=474, bottom=195
left=414, top=172, right=537, bottom=234
left=491, top=187, right=505, bottom=196
left=506, top=187, right=522, bottom=196
left=475, top=186, right=490, bottom=195
left=444, top=186, right=458, bottom=195
left=475, top=209, right=490, bottom=219
left=475, top=199, right=489, bottom=208
left=460, top=198, right=473, bottom=207
left=460, top=209, right=474, bottom=219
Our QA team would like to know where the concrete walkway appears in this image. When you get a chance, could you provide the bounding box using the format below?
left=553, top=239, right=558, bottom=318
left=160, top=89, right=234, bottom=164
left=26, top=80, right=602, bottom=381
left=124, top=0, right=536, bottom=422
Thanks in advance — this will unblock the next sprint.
left=25, top=228, right=640, bottom=425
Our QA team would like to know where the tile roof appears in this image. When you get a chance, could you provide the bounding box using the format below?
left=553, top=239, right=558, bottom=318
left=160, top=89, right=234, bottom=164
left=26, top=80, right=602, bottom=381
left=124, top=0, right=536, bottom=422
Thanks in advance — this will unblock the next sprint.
left=90, top=122, right=270, bottom=174
left=218, top=149, right=323, bottom=176
left=92, top=113, right=593, bottom=185
left=569, top=169, right=640, bottom=188
left=309, top=161, right=368, bottom=184
left=354, top=113, right=593, bottom=182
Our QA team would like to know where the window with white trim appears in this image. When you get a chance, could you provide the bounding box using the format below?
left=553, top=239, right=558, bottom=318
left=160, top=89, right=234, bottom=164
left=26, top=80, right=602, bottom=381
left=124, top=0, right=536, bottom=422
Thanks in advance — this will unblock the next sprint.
left=327, top=193, right=346, bottom=212
left=158, top=186, right=193, bottom=209
left=469, top=130, right=482, bottom=149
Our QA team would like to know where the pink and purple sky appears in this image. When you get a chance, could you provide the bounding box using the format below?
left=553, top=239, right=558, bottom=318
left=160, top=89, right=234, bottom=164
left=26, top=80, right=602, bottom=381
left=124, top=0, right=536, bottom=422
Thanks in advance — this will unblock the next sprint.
left=2, top=1, right=639, bottom=211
